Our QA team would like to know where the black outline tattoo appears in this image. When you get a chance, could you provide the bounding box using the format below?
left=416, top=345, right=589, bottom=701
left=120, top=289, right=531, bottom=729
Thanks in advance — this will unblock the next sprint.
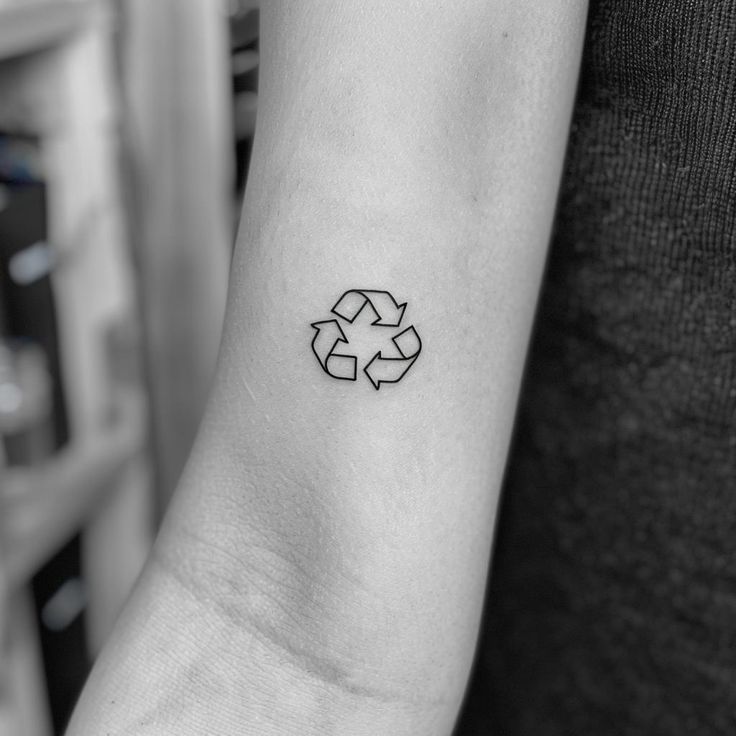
left=310, top=289, right=422, bottom=390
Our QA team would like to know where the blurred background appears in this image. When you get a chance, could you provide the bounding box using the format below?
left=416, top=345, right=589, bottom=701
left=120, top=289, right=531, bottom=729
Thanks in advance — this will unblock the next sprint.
left=0, top=0, right=258, bottom=732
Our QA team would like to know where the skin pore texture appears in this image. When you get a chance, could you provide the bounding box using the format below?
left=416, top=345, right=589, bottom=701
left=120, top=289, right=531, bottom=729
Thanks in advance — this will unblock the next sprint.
left=66, top=2, right=588, bottom=735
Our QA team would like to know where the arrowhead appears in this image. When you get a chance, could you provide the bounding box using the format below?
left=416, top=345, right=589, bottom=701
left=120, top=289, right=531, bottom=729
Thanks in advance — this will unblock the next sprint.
left=311, top=319, right=348, bottom=343
left=372, top=302, right=406, bottom=327
left=363, top=351, right=382, bottom=390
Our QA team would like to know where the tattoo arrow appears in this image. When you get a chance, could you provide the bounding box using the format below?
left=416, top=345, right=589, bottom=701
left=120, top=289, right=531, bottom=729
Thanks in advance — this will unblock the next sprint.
left=332, top=290, right=407, bottom=327
left=363, top=326, right=422, bottom=390
left=310, top=319, right=357, bottom=381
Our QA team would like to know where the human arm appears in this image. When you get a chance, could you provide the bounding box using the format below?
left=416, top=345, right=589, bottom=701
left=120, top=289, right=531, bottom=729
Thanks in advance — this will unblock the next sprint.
left=67, top=2, right=588, bottom=734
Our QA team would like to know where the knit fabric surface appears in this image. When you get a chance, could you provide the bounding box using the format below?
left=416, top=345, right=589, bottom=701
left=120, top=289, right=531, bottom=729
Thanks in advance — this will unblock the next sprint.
left=457, top=1, right=736, bottom=733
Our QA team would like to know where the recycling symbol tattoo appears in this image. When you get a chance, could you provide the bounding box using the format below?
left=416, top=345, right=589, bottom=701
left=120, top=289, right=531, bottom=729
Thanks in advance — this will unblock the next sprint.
left=310, top=289, right=422, bottom=390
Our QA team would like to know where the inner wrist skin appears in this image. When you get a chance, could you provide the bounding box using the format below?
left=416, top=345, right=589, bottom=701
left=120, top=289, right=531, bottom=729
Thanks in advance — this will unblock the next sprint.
left=67, top=551, right=458, bottom=736
left=155, top=423, right=489, bottom=712
left=122, top=162, right=528, bottom=732
left=138, top=187, right=514, bottom=729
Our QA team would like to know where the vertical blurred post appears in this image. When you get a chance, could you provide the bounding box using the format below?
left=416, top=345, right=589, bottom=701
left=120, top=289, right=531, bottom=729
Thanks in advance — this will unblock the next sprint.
left=1, top=451, right=51, bottom=736
left=0, top=592, right=52, bottom=736
left=122, top=0, right=233, bottom=512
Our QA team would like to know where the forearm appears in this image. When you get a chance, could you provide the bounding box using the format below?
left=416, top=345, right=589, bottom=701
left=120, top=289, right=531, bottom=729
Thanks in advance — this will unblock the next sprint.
left=67, top=2, right=587, bottom=734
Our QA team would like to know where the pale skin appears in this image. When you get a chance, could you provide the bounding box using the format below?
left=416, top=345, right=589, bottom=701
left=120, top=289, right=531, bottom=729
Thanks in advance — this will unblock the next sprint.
left=66, top=2, right=588, bottom=734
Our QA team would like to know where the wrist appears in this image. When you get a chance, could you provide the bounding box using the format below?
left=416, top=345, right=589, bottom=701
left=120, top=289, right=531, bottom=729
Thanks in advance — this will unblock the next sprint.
left=69, top=552, right=456, bottom=736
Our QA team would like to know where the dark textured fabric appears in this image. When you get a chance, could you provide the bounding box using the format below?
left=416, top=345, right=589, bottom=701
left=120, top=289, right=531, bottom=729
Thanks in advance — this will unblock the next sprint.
left=457, top=1, right=736, bottom=734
